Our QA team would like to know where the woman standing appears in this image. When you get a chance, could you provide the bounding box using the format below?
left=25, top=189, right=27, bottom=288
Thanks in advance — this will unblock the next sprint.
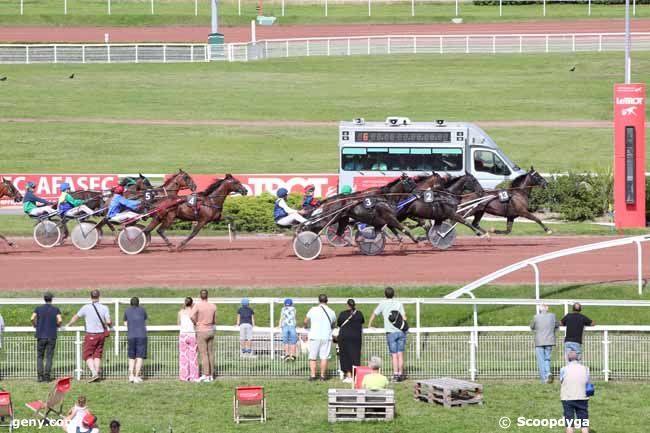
left=336, top=299, right=365, bottom=384
left=178, top=297, right=199, bottom=382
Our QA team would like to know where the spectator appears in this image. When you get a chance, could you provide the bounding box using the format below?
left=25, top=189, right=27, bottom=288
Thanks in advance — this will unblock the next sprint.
left=192, top=289, right=216, bottom=382
left=560, top=303, right=594, bottom=361
left=61, top=395, right=88, bottom=433
left=361, top=356, right=389, bottom=391
left=336, top=299, right=365, bottom=384
left=77, top=413, right=99, bottom=433
left=65, top=290, right=112, bottom=382
left=178, top=297, right=199, bottom=382
left=109, top=420, right=120, bottom=433
left=123, top=297, right=148, bottom=384
left=279, top=298, right=297, bottom=361
left=560, top=351, right=590, bottom=433
left=31, top=291, right=62, bottom=382
left=304, top=294, right=336, bottom=381
left=368, top=287, right=407, bottom=382
left=236, top=298, right=255, bottom=356
left=530, top=304, right=558, bottom=384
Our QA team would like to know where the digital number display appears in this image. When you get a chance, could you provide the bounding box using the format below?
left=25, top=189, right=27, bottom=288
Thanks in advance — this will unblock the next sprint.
left=355, top=131, right=451, bottom=143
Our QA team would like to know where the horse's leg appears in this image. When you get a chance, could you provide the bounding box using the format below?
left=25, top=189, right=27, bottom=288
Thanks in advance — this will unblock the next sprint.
left=177, top=215, right=209, bottom=251
left=493, top=216, right=516, bottom=235
left=0, top=234, right=14, bottom=248
left=518, top=210, right=552, bottom=234
left=156, top=212, right=178, bottom=251
left=104, top=221, right=118, bottom=244
left=449, top=212, right=488, bottom=238
left=385, top=215, right=419, bottom=244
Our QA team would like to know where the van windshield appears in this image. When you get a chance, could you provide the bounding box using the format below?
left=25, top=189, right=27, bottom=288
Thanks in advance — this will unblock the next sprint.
left=341, top=147, right=463, bottom=172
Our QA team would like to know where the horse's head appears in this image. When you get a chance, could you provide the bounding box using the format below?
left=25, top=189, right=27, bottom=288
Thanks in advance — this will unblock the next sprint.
left=139, top=174, right=153, bottom=189
left=1, top=177, right=22, bottom=202
left=529, top=167, right=548, bottom=189
left=173, top=169, right=196, bottom=192
left=223, top=174, right=248, bottom=196
left=415, top=172, right=445, bottom=191
left=381, top=174, right=417, bottom=196
left=460, top=173, right=484, bottom=195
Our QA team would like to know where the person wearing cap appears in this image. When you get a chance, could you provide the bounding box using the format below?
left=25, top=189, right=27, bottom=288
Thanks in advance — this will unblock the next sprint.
left=78, top=412, right=99, bottom=433
left=301, top=184, right=321, bottom=213
left=236, top=298, right=255, bottom=356
left=31, top=291, right=62, bottom=382
left=57, top=183, right=93, bottom=218
left=361, top=356, right=389, bottom=390
left=274, top=188, right=307, bottom=227
left=22, top=181, right=56, bottom=217
left=340, top=185, right=353, bottom=195
left=279, top=298, right=297, bottom=361
left=107, top=185, right=141, bottom=223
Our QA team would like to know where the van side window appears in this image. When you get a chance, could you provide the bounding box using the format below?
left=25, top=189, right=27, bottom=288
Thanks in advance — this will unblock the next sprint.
left=474, top=150, right=510, bottom=176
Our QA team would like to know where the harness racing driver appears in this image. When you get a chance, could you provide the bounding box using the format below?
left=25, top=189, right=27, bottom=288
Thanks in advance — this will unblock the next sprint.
left=57, top=183, right=94, bottom=218
left=22, top=181, right=56, bottom=217
left=274, top=188, right=307, bottom=227
left=107, top=185, right=142, bottom=223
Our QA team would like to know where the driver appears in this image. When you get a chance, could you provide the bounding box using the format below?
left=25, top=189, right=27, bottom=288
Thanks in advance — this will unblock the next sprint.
left=107, top=185, right=141, bottom=223
left=340, top=185, right=353, bottom=195
left=57, top=183, right=94, bottom=218
left=23, top=181, right=56, bottom=217
left=274, top=188, right=307, bottom=227
left=301, top=184, right=321, bottom=212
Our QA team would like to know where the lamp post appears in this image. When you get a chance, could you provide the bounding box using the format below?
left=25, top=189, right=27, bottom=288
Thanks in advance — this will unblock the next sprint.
left=624, top=0, right=631, bottom=83
left=211, top=0, right=219, bottom=34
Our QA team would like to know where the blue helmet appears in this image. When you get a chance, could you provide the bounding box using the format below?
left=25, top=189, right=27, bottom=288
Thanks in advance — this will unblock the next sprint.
left=26, top=181, right=35, bottom=189
left=284, top=298, right=293, bottom=306
left=276, top=188, right=288, bottom=198
left=241, top=298, right=250, bottom=306
left=59, top=182, right=71, bottom=192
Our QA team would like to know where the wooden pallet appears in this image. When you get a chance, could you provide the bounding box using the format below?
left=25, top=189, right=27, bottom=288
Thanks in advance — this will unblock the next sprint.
left=328, top=389, right=395, bottom=422
left=413, top=378, right=483, bottom=408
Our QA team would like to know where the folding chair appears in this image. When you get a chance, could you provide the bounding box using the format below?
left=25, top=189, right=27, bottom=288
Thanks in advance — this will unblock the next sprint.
left=233, top=386, right=266, bottom=424
left=352, top=366, right=373, bottom=389
left=0, top=391, right=14, bottom=432
left=25, top=377, right=72, bottom=422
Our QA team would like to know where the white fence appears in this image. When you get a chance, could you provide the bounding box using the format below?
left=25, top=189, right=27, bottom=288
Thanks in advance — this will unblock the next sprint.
left=1, top=297, right=650, bottom=380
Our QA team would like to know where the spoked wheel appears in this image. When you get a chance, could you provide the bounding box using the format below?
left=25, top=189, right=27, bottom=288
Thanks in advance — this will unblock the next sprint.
left=33, top=220, right=62, bottom=249
left=118, top=226, right=147, bottom=255
left=355, top=226, right=386, bottom=256
left=325, top=224, right=352, bottom=247
left=71, top=222, right=101, bottom=250
left=135, top=224, right=152, bottom=248
left=293, top=231, right=322, bottom=261
left=428, top=222, right=457, bottom=250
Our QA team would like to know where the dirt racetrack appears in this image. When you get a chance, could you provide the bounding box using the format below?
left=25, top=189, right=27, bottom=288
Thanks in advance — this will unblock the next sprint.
left=1, top=235, right=648, bottom=291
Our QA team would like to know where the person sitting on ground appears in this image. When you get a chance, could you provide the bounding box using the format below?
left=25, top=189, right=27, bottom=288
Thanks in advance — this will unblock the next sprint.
left=77, top=412, right=100, bottom=433
left=57, top=183, right=93, bottom=218
left=274, top=188, right=307, bottom=227
left=279, top=298, right=297, bottom=361
left=61, top=395, right=88, bottom=433
left=301, top=185, right=321, bottom=213
left=107, top=185, right=141, bottom=223
left=361, top=356, right=389, bottom=390
left=23, top=181, right=56, bottom=217
left=109, top=420, right=120, bottom=433
left=236, top=298, right=255, bottom=356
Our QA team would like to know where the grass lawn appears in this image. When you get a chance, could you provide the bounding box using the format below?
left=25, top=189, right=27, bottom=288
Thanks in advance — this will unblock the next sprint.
left=1, top=379, right=647, bottom=433
left=0, top=1, right=647, bottom=27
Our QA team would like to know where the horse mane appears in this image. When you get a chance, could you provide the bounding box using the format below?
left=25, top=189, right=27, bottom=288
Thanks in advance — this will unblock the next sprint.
left=379, top=177, right=403, bottom=192
left=204, top=177, right=226, bottom=195
left=444, top=175, right=462, bottom=188
left=510, top=173, right=529, bottom=188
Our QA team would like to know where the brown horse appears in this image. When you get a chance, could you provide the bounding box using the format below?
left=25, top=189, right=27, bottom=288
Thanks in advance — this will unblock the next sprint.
left=466, top=167, right=551, bottom=235
left=0, top=178, right=23, bottom=247
left=146, top=174, right=247, bottom=251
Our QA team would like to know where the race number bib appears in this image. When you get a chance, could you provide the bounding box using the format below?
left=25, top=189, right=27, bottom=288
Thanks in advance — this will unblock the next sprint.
left=144, top=190, right=156, bottom=202
left=423, top=189, right=435, bottom=203
left=363, top=197, right=376, bottom=209
left=187, top=194, right=198, bottom=206
left=498, top=190, right=510, bottom=202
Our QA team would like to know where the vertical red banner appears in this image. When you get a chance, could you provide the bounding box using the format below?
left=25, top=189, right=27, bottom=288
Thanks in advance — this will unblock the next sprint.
left=614, top=83, right=646, bottom=228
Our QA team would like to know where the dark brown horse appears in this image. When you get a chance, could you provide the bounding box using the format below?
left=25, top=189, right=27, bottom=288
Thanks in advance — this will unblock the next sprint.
left=146, top=174, right=247, bottom=251
left=0, top=178, right=23, bottom=247
left=467, top=167, right=551, bottom=235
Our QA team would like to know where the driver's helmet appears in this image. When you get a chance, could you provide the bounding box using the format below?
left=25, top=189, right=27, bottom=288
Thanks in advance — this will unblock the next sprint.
left=340, top=185, right=353, bottom=195
left=26, top=181, right=36, bottom=190
left=276, top=188, right=288, bottom=198
left=59, top=183, right=71, bottom=192
left=113, top=185, right=125, bottom=195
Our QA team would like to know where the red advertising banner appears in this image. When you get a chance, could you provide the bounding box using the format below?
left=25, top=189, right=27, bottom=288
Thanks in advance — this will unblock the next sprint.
left=352, top=176, right=401, bottom=191
left=186, top=174, right=340, bottom=198
left=613, top=83, right=646, bottom=228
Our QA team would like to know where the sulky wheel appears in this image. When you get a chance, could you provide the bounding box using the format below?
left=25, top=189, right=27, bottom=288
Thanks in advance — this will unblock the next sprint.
left=118, top=226, right=148, bottom=255
left=293, top=231, right=322, bottom=261
left=135, top=224, right=152, bottom=248
left=355, top=226, right=386, bottom=256
left=428, top=222, right=457, bottom=250
left=325, top=224, right=352, bottom=247
left=33, top=220, right=62, bottom=249
left=71, top=222, right=100, bottom=251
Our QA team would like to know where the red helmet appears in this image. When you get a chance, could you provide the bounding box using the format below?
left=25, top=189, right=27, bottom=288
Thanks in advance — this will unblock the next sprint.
left=113, top=185, right=125, bottom=194
left=304, top=184, right=315, bottom=193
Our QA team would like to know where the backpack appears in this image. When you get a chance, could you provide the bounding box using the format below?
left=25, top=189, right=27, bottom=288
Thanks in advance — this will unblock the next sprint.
left=388, top=310, right=409, bottom=332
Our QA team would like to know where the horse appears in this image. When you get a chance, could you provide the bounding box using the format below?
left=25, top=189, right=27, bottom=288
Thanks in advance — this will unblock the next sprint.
left=0, top=178, right=23, bottom=247
left=121, top=174, right=154, bottom=198
left=146, top=174, right=247, bottom=251
left=466, top=167, right=551, bottom=235
left=397, top=173, right=488, bottom=238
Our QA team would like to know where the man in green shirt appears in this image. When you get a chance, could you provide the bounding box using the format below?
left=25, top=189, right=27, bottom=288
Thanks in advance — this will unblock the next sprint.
left=361, top=356, right=389, bottom=390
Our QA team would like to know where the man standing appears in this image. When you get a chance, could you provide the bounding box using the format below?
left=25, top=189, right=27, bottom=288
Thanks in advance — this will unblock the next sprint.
left=368, top=287, right=407, bottom=382
left=560, top=303, right=594, bottom=361
left=31, top=292, right=62, bottom=382
left=65, top=290, right=112, bottom=382
left=123, top=297, right=148, bottom=384
left=304, top=294, right=336, bottom=381
left=193, top=289, right=216, bottom=382
left=560, top=351, right=591, bottom=433
left=530, top=304, right=558, bottom=384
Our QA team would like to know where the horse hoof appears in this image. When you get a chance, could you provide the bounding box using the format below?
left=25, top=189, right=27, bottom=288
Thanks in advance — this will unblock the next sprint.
left=489, top=227, right=496, bottom=234
left=546, top=230, right=553, bottom=235
left=176, top=245, right=185, bottom=252
left=481, top=233, right=491, bottom=240
left=167, top=245, right=175, bottom=252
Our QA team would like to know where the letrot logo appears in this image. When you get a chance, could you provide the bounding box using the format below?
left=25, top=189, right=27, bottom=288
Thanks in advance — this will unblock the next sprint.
left=616, top=96, right=644, bottom=105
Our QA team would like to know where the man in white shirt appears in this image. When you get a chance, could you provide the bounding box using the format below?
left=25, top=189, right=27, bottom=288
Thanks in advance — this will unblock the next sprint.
left=560, top=351, right=590, bottom=433
left=304, top=294, right=336, bottom=381
left=274, top=188, right=307, bottom=227
left=368, top=287, right=407, bottom=382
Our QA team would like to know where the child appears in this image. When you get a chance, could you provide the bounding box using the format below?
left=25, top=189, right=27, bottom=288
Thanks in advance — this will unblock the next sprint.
left=236, top=298, right=255, bottom=356
left=61, top=395, right=87, bottom=433
left=279, top=298, right=297, bottom=361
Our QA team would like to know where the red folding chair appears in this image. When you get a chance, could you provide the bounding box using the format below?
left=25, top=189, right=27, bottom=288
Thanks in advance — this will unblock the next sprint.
left=25, top=377, right=72, bottom=422
left=352, top=366, right=373, bottom=389
left=0, top=391, right=14, bottom=432
left=233, top=386, right=266, bottom=424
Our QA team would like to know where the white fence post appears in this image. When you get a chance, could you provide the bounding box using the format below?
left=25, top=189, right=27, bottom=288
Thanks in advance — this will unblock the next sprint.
left=75, top=330, right=82, bottom=380
left=530, top=263, right=540, bottom=300
left=633, top=0, right=636, bottom=16
left=195, top=0, right=198, bottom=15
left=469, top=331, right=477, bottom=381
left=136, top=45, right=139, bottom=63
left=238, top=0, right=241, bottom=15
left=545, top=35, right=549, bottom=53
left=439, top=36, right=443, bottom=54
left=588, top=0, right=591, bottom=16
left=415, top=301, right=421, bottom=360
left=572, top=34, right=575, bottom=52
left=54, top=45, right=58, bottom=63
left=519, top=35, right=523, bottom=53
left=413, top=36, right=417, bottom=54
left=114, top=301, right=119, bottom=355
left=603, top=330, right=610, bottom=382
left=325, top=0, right=328, bottom=16
left=25, top=45, right=29, bottom=64
left=307, top=39, right=310, bottom=57
left=492, top=35, right=496, bottom=54
left=387, top=36, right=391, bottom=55
left=499, top=0, right=502, bottom=17
left=285, top=40, right=289, bottom=57
left=367, top=38, right=370, bottom=55
left=64, top=0, right=67, bottom=15
left=265, top=40, right=268, bottom=58
left=636, top=240, right=643, bottom=295
left=411, top=0, right=414, bottom=17
left=598, top=34, right=602, bottom=52
left=82, top=45, right=85, bottom=63
left=281, top=0, right=285, bottom=16
left=347, top=38, right=350, bottom=56
left=269, top=301, right=275, bottom=360
left=327, top=39, right=330, bottom=56
left=368, top=0, right=371, bottom=16
left=465, top=35, right=469, bottom=54
left=151, top=0, right=154, bottom=15
left=455, top=0, right=458, bottom=16
left=163, top=44, right=167, bottom=62
left=20, top=0, right=23, bottom=15
left=542, top=0, right=546, bottom=16
left=108, top=0, right=111, bottom=15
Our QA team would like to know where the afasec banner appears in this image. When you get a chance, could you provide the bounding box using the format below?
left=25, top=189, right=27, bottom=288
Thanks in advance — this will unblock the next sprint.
left=0, top=174, right=119, bottom=206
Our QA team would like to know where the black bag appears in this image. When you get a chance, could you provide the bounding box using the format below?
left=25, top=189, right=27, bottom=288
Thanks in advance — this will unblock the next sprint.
left=388, top=310, right=409, bottom=332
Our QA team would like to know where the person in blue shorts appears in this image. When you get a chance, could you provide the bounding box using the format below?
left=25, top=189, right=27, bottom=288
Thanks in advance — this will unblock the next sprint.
left=279, top=298, right=297, bottom=361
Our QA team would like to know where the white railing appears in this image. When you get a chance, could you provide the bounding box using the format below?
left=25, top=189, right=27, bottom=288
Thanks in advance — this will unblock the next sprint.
left=446, top=235, right=650, bottom=299
left=228, top=32, right=650, bottom=61
left=0, top=44, right=213, bottom=64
